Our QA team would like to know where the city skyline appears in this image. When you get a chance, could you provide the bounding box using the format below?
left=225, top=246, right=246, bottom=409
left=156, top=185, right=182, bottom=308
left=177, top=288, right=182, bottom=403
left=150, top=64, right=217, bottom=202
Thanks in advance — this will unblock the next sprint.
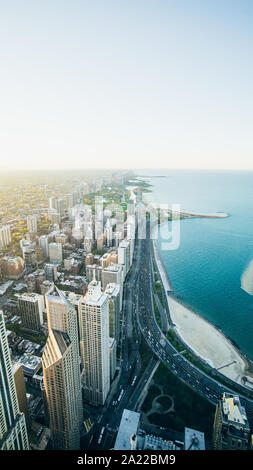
left=1, top=170, right=253, bottom=453
left=1, top=0, right=253, bottom=459
left=0, top=0, right=253, bottom=171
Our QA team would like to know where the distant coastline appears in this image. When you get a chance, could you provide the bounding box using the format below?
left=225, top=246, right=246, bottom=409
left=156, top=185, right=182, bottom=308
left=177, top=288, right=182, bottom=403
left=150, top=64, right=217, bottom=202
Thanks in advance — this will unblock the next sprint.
left=147, top=202, right=229, bottom=220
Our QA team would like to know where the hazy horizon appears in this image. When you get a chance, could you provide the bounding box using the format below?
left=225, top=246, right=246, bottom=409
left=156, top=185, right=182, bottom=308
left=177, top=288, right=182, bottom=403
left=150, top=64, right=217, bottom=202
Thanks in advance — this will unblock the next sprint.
left=1, top=0, right=253, bottom=171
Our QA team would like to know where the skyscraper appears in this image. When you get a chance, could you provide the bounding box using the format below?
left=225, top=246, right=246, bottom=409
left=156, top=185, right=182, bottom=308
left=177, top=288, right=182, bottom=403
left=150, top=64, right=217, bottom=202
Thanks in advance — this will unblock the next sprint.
left=48, top=210, right=61, bottom=226
left=104, top=283, right=121, bottom=345
left=0, top=225, right=11, bottom=249
left=24, top=248, right=37, bottom=269
left=56, top=198, right=65, bottom=216
left=44, top=263, right=58, bottom=282
left=79, top=280, right=110, bottom=406
left=48, top=242, right=63, bottom=264
left=0, top=311, right=29, bottom=450
left=105, top=219, right=113, bottom=248
left=118, top=239, right=130, bottom=279
left=42, top=329, right=80, bottom=450
left=102, top=264, right=123, bottom=309
left=39, top=235, right=49, bottom=258
left=66, top=193, right=74, bottom=209
left=18, top=293, right=44, bottom=333
left=42, top=286, right=83, bottom=450
left=48, top=197, right=56, bottom=210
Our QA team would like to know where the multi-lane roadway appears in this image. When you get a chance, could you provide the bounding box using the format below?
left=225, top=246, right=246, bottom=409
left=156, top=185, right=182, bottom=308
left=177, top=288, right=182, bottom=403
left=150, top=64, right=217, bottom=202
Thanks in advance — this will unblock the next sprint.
left=86, top=219, right=253, bottom=449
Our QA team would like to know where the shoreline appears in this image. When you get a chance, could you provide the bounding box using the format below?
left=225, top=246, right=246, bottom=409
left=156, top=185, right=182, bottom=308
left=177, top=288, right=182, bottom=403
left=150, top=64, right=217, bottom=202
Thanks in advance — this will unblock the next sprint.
left=152, top=232, right=253, bottom=389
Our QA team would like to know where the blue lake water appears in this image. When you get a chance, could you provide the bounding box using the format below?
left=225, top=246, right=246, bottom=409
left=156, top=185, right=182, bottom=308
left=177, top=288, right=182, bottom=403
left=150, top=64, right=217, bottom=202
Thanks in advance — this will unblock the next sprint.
left=137, top=169, right=253, bottom=361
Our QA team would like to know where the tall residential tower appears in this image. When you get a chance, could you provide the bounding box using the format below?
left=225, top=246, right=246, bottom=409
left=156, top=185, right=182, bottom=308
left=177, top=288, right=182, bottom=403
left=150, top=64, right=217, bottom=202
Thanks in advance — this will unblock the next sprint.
left=0, top=311, right=29, bottom=450
left=42, top=286, right=83, bottom=450
left=79, top=280, right=110, bottom=406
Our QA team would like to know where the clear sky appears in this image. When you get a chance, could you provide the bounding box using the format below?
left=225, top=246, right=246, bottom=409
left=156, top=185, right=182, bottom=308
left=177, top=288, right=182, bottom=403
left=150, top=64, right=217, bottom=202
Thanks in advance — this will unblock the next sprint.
left=0, top=0, right=252, bottom=171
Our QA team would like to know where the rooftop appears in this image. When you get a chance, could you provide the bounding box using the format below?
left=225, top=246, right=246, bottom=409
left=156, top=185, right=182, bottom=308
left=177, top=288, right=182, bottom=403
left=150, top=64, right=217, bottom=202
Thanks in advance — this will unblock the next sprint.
left=222, top=393, right=249, bottom=428
left=103, top=263, right=122, bottom=273
left=18, top=292, right=42, bottom=302
left=184, top=427, right=205, bottom=450
left=104, top=283, right=120, bottom=296
left=14, top=353, right=41, bottom=375
left=53, top=329, right=71, bottom=355
left=114, top=409, right=140, bottom=450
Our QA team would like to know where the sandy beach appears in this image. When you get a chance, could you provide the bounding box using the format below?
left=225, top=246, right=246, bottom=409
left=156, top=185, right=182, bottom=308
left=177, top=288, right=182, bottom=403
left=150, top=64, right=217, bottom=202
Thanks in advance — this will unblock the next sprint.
left=153, top=239, right=253, bottom=389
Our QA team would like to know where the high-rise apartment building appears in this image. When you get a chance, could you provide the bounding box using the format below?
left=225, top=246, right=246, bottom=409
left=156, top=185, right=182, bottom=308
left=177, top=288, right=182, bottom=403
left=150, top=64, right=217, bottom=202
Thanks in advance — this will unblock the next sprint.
left=0, top=225, right=11, bottom=249
left=118, top=239, right=130, bottom=278
left=84, top=236, right=93, bottom=253
left=39, top=235, right=49, bottom=258
left=66, top=193, right=74, bottom=209
left=44, top=263, right=58, bottom=282
left=102, top=263, right=123, bottom=291
left=24, top=248, right=37, bottom=269
left=0, top=311, right=29, bottom=450
left=42, top=286, right=83, bottom=450
left=56, top=199, right=65, bottom=216
left=42, top=329, right=80, bottom=450
left=79, top=280, right=110, bottom=406
left=102, top=264, right=123, bottom=309
left=213, top=393, right=251, bottom=450
left=105, top=220, right=113, bottom=248
left=27, top=215, right=37, bottom=233
left=48, top=242, right=63, bottom=264
left=86, top=264, right=102, bottom=283
left=48, top=197, right=56, bottom=210
left=104, top=283, right=121, bottom=345
left=18, top=293, right=44, bottom=332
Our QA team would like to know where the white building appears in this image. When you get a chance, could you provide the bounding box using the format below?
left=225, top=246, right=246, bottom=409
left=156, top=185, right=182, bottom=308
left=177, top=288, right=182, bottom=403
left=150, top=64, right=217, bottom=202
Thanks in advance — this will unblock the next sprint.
left=102, top=264, right=123, bottom=309
left=0, top=225, right=11, bottom=249
left=48, top=197, right=56, bottom=210
left=79, top=280, right=110, bottom=406
left=56, top=198, right=65, bottom=216
left=118, top=239, right=130, bottom=278
left=48, top=242, right=63, bottom=264
left=105, top=220, right=113, bottom=248
left=114, top=409, right=140, bottom=450
left=27, top=215, right=37, bottom=233
left=48, top=209, right=61, bottom=226
left=66, top=193, right=74, bottom=209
